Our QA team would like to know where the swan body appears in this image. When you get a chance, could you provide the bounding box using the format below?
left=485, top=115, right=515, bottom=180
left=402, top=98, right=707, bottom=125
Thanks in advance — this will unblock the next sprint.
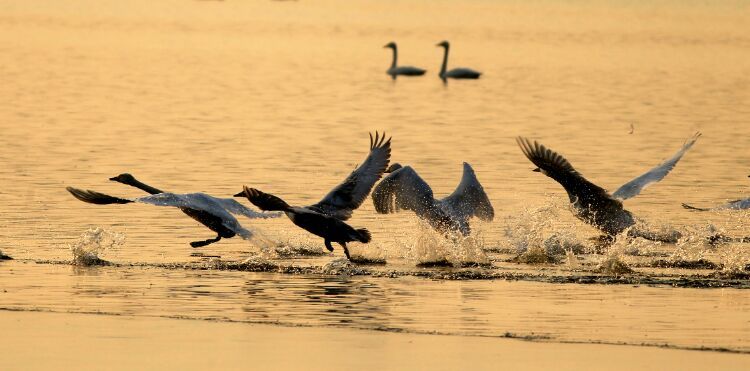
left=67, top=174, right=279, bottom=247
left=372, top=162, right=494, bottom=236
left=384, top=42, right=426, bottom=79
left=235, top=132, right=392, bottom=260
left=436, top=41, right=481, bottom=81
left=517, top=133, right=700, bottom=239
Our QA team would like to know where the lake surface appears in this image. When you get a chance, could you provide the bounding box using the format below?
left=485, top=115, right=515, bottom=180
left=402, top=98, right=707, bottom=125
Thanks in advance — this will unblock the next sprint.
left=0, top=0, right=748, bottom=354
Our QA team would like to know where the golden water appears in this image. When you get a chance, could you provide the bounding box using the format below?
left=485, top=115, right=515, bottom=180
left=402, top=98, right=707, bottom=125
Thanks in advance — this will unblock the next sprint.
left=0, top=0, right=749, bottom=353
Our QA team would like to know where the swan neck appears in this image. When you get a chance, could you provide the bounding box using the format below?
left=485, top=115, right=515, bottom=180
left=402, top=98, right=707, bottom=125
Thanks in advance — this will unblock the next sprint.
left=440, top=46, right=449, bottom=75
left=127, top=178, right=164, bottom=195
left=390, top=46, right=397, bottom=69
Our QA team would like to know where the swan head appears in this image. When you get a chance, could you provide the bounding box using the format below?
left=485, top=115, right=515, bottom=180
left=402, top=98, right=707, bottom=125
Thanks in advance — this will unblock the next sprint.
left=385, top=163, right=403, bottom=173
left=383, top=42, right=396, bottom=49
left=109, top=173, right=136, bottom=184
left=436, top=40, right=450, bottom=48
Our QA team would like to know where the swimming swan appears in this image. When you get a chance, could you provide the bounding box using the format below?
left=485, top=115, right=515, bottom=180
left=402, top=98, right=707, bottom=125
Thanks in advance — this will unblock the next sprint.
left=67, top=176, right=279, bottom=247
left=372, top=162, right=494, bottom=236
left=235, top=132, right=392, bottom=260
left=517, top=132, right=700, bottom=240
left=384, top=42, right=426, bottom=80
left=436, top=40, right=481, bottom=82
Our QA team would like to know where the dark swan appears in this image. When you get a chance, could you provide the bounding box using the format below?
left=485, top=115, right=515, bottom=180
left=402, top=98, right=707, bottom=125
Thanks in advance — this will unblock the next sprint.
left=436, top=40, right=481, bottom=82
left=384, top=42, right=426, bottom=80
left=516, top=133, right=700, bottom=241
left=372, top=162, right=494, bottom=236
left=235, top=132, right=391, bottom=260
left=67, top=174, right=279, bottom=247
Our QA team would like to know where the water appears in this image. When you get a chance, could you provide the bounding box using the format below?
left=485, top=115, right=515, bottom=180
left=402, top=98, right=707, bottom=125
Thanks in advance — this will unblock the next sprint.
left=1, top=0, right=749, bottom=354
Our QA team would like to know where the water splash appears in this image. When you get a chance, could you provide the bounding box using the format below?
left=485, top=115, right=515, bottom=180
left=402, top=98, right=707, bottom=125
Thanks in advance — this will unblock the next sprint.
left=402, top=219, right=488, bottom=267
left=504, top=201, right=583, bottom=263
left=69, top=227, right=125, bottom=266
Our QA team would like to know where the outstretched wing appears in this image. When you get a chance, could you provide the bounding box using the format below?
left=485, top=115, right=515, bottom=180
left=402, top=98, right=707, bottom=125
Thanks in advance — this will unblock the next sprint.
left=311, top=131, right=392, bottom=220
left=135, top=193, right=253, bottom=238
left=66, top=187, right=133, bottom=204
left=683, top=198, right=750, bottom=212
left=613, top=132, right=701, bottom=201
left=440, top=163, right=494, bottom=222
left=516, top=137, right=615, bottom=203
left=371, top=165, right=436, bottom=217
left=211, top=197, right=282, bottom=219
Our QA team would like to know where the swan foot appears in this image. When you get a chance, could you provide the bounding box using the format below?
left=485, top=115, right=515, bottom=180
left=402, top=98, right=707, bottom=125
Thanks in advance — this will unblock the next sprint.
left=324, top=239, right=334, bottom=252
left=339, top=242, right=351, bottom=261
left=190, top=236, right=222, bottom=248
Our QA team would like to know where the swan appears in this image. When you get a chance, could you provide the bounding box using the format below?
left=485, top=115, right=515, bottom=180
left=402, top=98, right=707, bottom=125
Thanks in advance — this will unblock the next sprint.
left=66, top=175, right=279, bottom=247
left=682, top=175, right=750, bottom=211
left=372, top=162, right=494, bottom=236
left=436, top=41, right=481, bottom=81
left=235, top=132, right=392, bottom=260
left=516, top=132, right=701, bottom=241
left=384, top=42, right=426, bottom=80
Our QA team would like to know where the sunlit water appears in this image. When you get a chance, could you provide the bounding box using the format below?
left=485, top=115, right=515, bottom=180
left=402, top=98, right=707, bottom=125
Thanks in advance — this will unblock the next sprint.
left=1, top=0, right=749, bottom=352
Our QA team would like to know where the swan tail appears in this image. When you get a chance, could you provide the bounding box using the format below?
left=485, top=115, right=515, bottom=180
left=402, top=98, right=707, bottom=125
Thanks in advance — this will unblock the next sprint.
left=681, top=203, right=710, bottom=211
left=66, top=187, right=133, bottom=205
left=238, top=186, right=291, bottom=212
left=355, top=228, right=372, bottom=244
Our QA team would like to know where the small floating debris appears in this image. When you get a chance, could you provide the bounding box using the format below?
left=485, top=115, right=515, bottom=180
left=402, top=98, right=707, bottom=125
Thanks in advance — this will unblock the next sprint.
left=416, top=259, right=454, bottom=268
left=190, top=252, right=222, bottom=259
left=651, top=259, right=718, bottom=270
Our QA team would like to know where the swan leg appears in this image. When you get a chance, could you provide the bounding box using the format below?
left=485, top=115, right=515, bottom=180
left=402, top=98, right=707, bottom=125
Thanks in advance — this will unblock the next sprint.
left=324, top=239, right=334, bottom=252
left=338, top=242, right=351, bottom=260
left=190, top=235, right=222, bottom=248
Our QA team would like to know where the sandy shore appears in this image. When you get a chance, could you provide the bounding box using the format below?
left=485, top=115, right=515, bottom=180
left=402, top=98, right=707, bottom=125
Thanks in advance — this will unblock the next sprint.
left=1, top=310, right=747, bottom=370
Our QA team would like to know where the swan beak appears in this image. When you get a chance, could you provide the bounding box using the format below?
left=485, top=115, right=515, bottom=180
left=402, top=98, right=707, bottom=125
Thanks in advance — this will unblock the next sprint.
left=532, top=168, right=541, bottom=172
left=108, top=176, right=118, bottom=181
left=233, top=191, right=245, bottom=197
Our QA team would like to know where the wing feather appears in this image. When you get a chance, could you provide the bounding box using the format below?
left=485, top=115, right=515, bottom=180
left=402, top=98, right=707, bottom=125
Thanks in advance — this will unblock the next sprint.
left=440, top=163, right=494, bottom=222
left=371, top=166, right=436, bottom=216
left=311, top=131, right=392, bottom=220
left=613, top=132, right=701, bottom=200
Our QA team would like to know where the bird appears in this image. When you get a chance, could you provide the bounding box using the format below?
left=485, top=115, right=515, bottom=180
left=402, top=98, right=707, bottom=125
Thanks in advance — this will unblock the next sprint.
left=436, top=40, right=481, bottom=82
left=516, top=132, right=701, bottom=241
left=235, top=132, right=392, bottom=260
left=682, top=175, right=750, bottom=211
left=384, top=42, right=426, bottom=80
left=67, top=175, right=279, bottom=247
left=371, top=162, right=494, bottom=236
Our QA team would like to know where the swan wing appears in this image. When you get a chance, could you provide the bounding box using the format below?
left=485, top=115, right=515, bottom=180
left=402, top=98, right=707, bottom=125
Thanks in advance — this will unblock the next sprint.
left=311, top=131, right=392, bottom=220
left=683, top=197, right=750, bottom=212
left=613, top=132, right=701, bottom=201
left=211, top=197, right=282, bottom=219
left=516, top=137, right=617, bottom=204
left=135, top=193, right=253, bottom=238
left=440, top=163, right=494, bottom=222
left=372, top=165, right=436, bottom=216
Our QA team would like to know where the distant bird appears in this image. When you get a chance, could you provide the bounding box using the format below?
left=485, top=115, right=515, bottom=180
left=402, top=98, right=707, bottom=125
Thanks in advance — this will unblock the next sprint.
left=683, top=175, right=750, bottom=211
left=436, top=40, right=481, bottom=82
left=516, top=132, right=701, bottom=241
left=67, top=174, right=279, bottom=247
left=372, top=162, right=494, bottom=236
left=235, top=132, right=392, bottom=260
left=384, top=42, right=426, bottom=80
